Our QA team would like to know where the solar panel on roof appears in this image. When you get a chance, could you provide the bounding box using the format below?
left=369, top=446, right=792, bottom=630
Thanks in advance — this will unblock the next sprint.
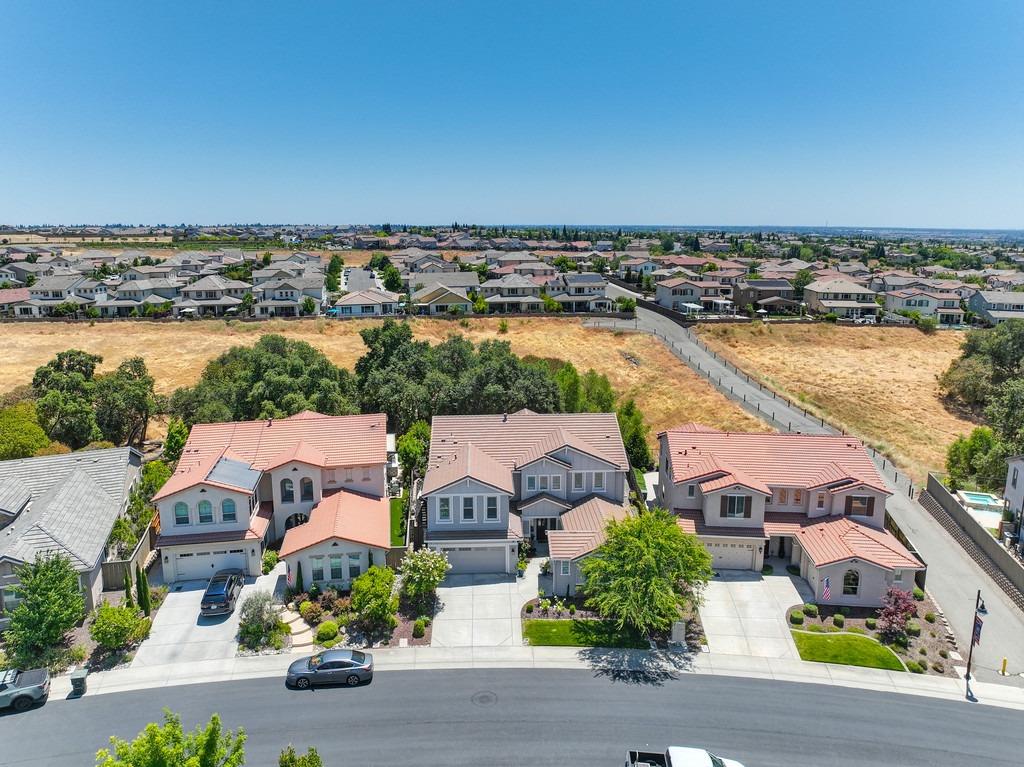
left=207, top=457, right=261, bottom=490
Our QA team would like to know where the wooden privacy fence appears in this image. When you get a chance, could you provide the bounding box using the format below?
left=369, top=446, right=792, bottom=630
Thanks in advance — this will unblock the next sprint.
left=101, top=524, right=156, bottom=590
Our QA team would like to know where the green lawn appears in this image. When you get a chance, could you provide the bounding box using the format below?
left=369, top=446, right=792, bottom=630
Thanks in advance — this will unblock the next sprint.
left=791, top=631, right=905, bottom=671
left=523, top=619, right=648, bottom=649
left=390, top=496, right=407, bottom=547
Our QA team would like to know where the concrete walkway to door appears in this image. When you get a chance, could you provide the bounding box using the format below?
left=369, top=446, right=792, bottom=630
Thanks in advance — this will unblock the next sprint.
left=699, top=565, right=814, bottom=659
left=430, top=560, right=541, bottom=648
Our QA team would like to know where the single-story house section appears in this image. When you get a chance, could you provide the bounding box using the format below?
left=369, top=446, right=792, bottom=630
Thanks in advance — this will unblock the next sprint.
left=548, top=497, right=631, bottom=596
left=279, top=489, right=391, bottom=590
left=0, top=447, right=142, bottom=628
left=333, top=288, right=401, bottom=316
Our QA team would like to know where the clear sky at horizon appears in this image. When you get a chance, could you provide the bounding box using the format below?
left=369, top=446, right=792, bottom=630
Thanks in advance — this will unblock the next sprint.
left=1, top=1, right=1022, bottom=228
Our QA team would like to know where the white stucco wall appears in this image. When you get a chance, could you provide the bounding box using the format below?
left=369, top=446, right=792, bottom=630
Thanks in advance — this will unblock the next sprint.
left=283, top=539, right=385, bottom=590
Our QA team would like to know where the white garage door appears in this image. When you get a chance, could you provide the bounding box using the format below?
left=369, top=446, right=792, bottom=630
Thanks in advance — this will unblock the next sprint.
left=173, top=549, right=247, bottom=581
left=441, top=546, right=506, bottom=574
left=706, top=541, right=754, bottom=570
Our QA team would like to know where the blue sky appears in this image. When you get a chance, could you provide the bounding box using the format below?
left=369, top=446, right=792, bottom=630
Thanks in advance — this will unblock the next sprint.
left=2, top=1, right=1022, bottom=228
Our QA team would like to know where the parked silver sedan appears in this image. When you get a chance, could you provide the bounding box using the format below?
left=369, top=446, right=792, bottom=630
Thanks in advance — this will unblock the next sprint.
left=286, top=649, right=374, bottom=689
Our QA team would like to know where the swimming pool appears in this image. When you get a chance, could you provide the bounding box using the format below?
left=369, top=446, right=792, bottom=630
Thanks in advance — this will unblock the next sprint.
left=957, top=490, right=1005, bottom=511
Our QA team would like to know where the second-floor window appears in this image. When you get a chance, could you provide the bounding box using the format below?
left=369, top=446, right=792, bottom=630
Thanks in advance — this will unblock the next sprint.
left=438, top=497, right=451, bottom=522
left=300, top=477, right=314, bottom=502
left=816, top=493, right=826, bottom=510
left=560, top=561, right=570, bottom=576
left=280, top=478, right=295, bottom=503
left=174, top=502, right=189, bottom=526
left=462, top=497, right=475, bottom=522
left=486, top=496, right=498, bottom=521
left=593, top=472, right=605, bottom=491
left=572, top=472, right=584, bottom=491
left=551, top=475, right=562, bottom=492
left=847, top=495, right=872, bottom=516
left=725, top=495, right=748, bottom=518
left=794, top=490, right=803, bottom=505
left=198, top=500, right=213, bottom=524
left=776, top=489, right=788, bottom=504
left=221, top=498, right=236, bottom=523
left=687, top=484, right=695, bottom=498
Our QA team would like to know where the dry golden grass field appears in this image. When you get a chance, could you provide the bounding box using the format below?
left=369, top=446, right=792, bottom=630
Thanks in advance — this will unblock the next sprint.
left=0, top=317, right=764, bottom=446
left=696, top=322, right=976, bottom=482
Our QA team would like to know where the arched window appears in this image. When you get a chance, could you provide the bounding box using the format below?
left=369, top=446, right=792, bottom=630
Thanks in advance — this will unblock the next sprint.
left=285, top=512, right=309, bottom=530
left=842, top=569, right=860, bottom=596
left=197, top=500, right=213, bottom=524
left=221, top=498, right=237, bottom=523
left=281, top=478, right=294, bottom=503
left=174, top=502, right=189, bottom=526
left=300, top=477, right=314, bottom=502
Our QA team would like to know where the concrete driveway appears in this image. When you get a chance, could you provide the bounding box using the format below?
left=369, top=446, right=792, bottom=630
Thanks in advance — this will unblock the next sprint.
left=698, top=565, right=813, bottom=659
left=430, top=561, right=539, bottom=648
left=132, top=568, right=281, bottom=668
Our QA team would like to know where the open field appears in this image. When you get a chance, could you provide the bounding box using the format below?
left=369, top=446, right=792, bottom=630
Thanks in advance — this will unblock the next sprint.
left=0, top=317, right=765, bottom=445
left=696, top=323, right=976, bottom=482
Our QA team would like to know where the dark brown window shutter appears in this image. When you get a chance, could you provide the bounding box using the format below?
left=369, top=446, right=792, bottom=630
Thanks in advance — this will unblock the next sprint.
left=866, top=497, right=875, bottom=516
left=744, top=497, right=752, bottom=518
left=720, top=496, right=727, bottom=517
left=844, top=496, right=853, bottom=515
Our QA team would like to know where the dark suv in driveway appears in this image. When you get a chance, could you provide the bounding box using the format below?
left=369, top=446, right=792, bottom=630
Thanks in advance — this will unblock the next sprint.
left=200, top=569, right=244, bottom=616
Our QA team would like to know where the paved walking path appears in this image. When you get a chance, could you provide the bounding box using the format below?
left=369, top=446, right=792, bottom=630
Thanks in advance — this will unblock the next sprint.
left=51, top=641, right=1024, bottom=710
left=593, top=295, right=1024, bottom=684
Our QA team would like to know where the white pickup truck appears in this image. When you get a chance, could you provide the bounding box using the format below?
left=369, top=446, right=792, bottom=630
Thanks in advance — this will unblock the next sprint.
left=625, top=746, right=745, bottom=767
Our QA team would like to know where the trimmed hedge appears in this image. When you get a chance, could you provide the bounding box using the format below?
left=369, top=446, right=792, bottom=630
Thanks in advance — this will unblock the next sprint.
left=865, top=617, right=877, bottom=630
left=413, top=619, right=426, bottom=638
left=906, top=621, right=921, bottom=637
left=790, top=610, right=805, bottom=625
left=832, top=614, right=845, bottom=628
left=912, top=586, right=925, bottom=601
left=803, top=603, right=819, bottom=617
left=315, top=620, right=339, bottom=642
left=924, top=612, right=936, bottom=623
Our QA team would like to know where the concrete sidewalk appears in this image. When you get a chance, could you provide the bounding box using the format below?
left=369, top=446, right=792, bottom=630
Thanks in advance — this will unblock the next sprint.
left=50, top=643, right=1024, bottom=711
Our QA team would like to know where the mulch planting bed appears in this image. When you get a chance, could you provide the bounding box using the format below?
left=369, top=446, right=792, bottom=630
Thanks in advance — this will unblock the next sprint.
left=786, top=590, right=959, bottom=677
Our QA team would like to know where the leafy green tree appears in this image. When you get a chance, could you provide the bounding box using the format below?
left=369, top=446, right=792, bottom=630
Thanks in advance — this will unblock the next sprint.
left=93, top=357, right=157, bottom=446
left=617, top=399, right=653, bottom=470
left=0, top=402, right=51, bottom=460
left=32, top=349, right=102, bottom=394
left=163, top=417, right=189, bottom=461
left=985, top=378, right=1024, bottom=453
left=792, top=268, right=814, bottom=296
left=239, top=292, right=255, bottom=316
left=381, top=264, right=403, bottom=292
left=89, top=602, right=150, bottom=650
left=6, top=554, right=85, bottom=663
left=351, top=566, right=398, bottom=636
left=301, top=296, right=317, bottom=316
left=581, top=509, right=712, bottom=634
left=123, top=568, right=134, bottom=609
left=95, top=711, right=246, bottom=767
left=35, top=388, right=101, bottom=449
left=279, top=746, right=323, bottom=767
left=580, top=369, right=616, bottom=412
left=555, top=362, right=582, bottom=412
left=396, top=419, right=431, bottom=481
left=398, top=548, right=451, bottom=613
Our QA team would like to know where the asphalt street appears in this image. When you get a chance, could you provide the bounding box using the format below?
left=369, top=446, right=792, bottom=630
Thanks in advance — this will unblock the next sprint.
left=1, top=669, right=1020, bottom=767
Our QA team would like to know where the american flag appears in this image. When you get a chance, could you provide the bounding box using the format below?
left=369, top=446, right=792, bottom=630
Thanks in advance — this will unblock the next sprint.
left=822, top=576, right=831, bottom=601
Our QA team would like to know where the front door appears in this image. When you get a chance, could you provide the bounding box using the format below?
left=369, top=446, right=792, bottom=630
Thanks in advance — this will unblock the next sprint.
left=535, top=518, right=549, bottom=542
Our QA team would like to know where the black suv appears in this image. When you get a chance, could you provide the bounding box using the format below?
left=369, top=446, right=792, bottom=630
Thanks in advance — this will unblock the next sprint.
left=200, top=569, right=245, bottom=616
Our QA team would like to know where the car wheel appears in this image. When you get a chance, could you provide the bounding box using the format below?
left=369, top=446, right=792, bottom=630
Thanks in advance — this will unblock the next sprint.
left=295, top=677, right=311, bottom=690
left=346, top=674, right=361, bottom=687
left=11, top=696, right=34, bottom=712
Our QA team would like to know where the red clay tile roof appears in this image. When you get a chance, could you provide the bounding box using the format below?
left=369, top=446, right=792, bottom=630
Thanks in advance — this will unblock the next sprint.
left=0, top=287, right=29, bottom=303
left=547, top=496, right=631, bottom=560
left=660, top=427, right=888, bottom=495
left=278, top=489, right=390, bottom=557
left=673, top=509, right=767, bottom=539
left=426, top=412, right=627, bottom=495
left=154, top=411, right=387, bottom=500
left=764, top=512, right=922, bottom=570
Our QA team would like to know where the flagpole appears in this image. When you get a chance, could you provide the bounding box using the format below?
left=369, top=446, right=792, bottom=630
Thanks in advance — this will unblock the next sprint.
left=965, top=588, right=981, bottom=700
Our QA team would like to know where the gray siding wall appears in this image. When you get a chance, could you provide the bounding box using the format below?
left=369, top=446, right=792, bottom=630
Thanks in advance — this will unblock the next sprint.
left=424, top=477, right=511, bottom=534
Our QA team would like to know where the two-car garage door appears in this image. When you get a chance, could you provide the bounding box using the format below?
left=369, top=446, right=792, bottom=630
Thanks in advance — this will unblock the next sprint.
left=173, top=549, right=247, bottom=581
left=706, top=541, right=755, bottom=570
left=438, top=546, right=506, bottom=574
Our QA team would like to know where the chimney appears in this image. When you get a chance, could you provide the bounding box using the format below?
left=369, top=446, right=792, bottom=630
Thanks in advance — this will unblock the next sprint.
left=266, top=418, right=273, bottom=427
left=502, top=412, right=508, bottom=423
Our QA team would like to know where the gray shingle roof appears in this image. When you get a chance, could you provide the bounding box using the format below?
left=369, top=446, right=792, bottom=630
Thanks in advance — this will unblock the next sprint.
left=0, top=448, right=141, bottom=571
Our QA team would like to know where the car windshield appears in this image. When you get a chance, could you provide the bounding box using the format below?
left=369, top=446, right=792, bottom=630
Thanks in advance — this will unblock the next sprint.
left=206, top=579, right=228, bottom=596
left=308, top=654, right=323, bottom=669
left=350, top=650, right=365, bottom=664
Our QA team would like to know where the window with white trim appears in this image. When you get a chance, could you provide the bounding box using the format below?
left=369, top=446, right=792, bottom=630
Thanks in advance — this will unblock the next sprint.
left=572, top=472, right=584, bottom=491
left=794, top=490, right=803, bottom=504
left=330, top=555, right=344, bottom=580
left=539, top=475, right=549, bottom=491
left=725, top=495, right=747, bottom=518
left=560, top=560, right=570, bottom=576
left=776, top=489, right=788, bottom=504
left=221, top=498, right=237, bottom=523
left=174, top=502, right=189, bottom=526
left=848, top=495, right=871, bottom=515
left=438, top=497, right=451, bottom=522
left=486, top=496, right=498, bottom=521
left=843, top=569, right=860, bottom=596
left=462, top=497, right=475, bottom=522
left=326, top=469, right=336, bottom=484
left=551, top=475, right=562, bottom=492
left=311, top=557, right=325, bottom=582
left=198, top=500, right=213, bottom=524
left=348, top=553, right=361, bottom=579
left=526, top=476, right=537, bottom=492
left=687, top=484, right=695, bottom=498
left=893, top=570, right=903, bottom=584
left=816, top=493, right=826, bottom=510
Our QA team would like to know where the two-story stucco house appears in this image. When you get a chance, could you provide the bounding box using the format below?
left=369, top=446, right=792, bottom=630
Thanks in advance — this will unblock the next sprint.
left=884, top=289, right=964, bottom=326
left=174, top=274, right=253, bottom=317
left=419, top=411, right=630, bottom=575
left=655, top=278, right=728, bottom=313
left=656, top=424, right=923, bottom=607
left=479, top=274, right=544, bottom=313
left=546, top=272, right=613, bottom=312
left=803, top=278, right=879, bottom=319
left=152, top=411, right=388, bottom=582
